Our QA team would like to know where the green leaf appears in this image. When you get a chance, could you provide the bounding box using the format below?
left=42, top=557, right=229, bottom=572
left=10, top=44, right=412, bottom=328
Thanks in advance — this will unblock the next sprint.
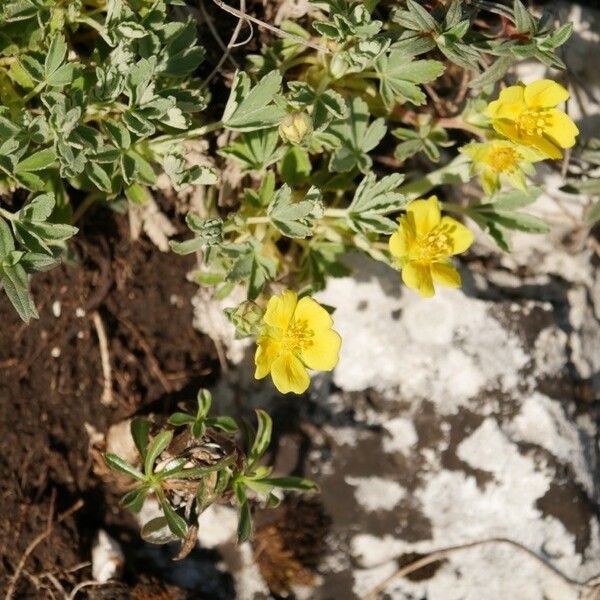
left=20, top=193, right=55, bottom=222
left=197, top=388, right=212, bottom=418
left=222, top=71, right=286, bottom=131
left=376, top=51, right=445, bottom=109
left=131, top=418, right=151, bottom=462
left=0, top=220, right=15, bottom=260
left=191, top=420, right=205, bottom=439
left=85, top=162, right=113, bottom=193
left=47, top=63, right=75, bottom=87
left=206, top=416, right=238, bottom=433
left=220, top=128, right=284, bottom=171
left=280, top=146, right=311, bottom=187
left=141, top=517, right=178, bottom=545
left=249, top=409, right=272, bottom=466
left=267, top=185, right=323, bottom=238
left=237, top=500, right=252, bottom=543
left=168, top=412, right=196, bottom=427
left=488, top=187, right=543, bottom=211
left=122, top=486, right=149, bottom=513
left=328, top=96, right=386, bottom=173
left=260, top=477, right=319, bottom=491
left=104, top=453, right=145, bottom=481
left=1, top=260, right=38, bottom=322
left=144, top=430, right=173, bottom=476
left=348, top=173, right=407, bottom=234
left=159, top=498, right=188, bottom=539
left=15, top=148, right=57, bottom=172
left=44, top=35, right=67, bottom=79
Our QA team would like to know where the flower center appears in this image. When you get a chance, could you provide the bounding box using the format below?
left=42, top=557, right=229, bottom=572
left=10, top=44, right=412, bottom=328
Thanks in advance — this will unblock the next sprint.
left=485, top=146, right=520, bottom=173
left=283, top=319, right=314, bottom=353
left=412, top=228, right=452, bottom=263
left=516, top=108, right=552, bottom=137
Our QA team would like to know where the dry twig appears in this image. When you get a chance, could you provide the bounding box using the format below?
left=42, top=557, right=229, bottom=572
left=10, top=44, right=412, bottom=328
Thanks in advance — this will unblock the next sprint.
left=211, top=0, right=331, bottom=54
left=91, top=311, right=113, bottom=406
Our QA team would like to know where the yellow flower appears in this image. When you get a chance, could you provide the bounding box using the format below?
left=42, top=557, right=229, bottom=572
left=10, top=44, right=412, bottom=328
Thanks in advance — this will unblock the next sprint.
left=461, top=140, right=542, bottom=196
left=389, top=196, right=474, bottom=298
left=486, top=79, right=579, bottom=159
left=255, top=290, right=341, bottom=394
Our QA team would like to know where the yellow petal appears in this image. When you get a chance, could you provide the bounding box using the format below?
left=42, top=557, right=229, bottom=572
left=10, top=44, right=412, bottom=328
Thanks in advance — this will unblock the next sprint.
left=270, top=352, right=310, bottom=394
left=544, top=109, right=579, bottom=149
left=294, top=296, right=333, bottom=331
left=481, top=167, right=500, bottom=196
left=402, top=262, right=435, bottom=298
left=407, top=196, right=441, bottom=237
left=531, top=135, right=562, bottom=159
left=440, top=216, right=474, bottom=255
left=301, top=328, right=341, bottom=371
left=254, top=337, right=281, bottom=379
left=487, top=85, right=525, bottom=119
left=263, top=290, right=297, bottom=330
left=389, top=224, right=409, bottom=260
left=431, top=262, right=461, bottom=288
left=492, top=120, right=522, bottom=143
left=524, top=80, right=569, bottom=108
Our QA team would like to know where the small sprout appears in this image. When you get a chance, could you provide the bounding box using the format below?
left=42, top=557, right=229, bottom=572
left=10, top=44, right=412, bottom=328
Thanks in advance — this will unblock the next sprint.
left=104, top=392, right=316, bottom=557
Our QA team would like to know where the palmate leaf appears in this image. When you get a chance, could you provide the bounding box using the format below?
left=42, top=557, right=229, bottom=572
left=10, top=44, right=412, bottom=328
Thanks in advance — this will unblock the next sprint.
left=348, top=173, right=407, bottom=234
left=327, top=96, right=386, bottom=174
left=468, top=187, right=549, bottom=251
left=222, top=71, right=286, bottom=132
left=267, top=185, right=323, bottom=239
left=376, top=51, right=445, bottom=109
left=220, top=128, right=285, bottom=172
left=225, top=241, right=277, bottom=300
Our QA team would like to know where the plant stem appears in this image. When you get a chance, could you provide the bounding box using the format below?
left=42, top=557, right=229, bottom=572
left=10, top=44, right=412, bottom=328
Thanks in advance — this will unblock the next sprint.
left=245, top=207, right=348, bottom=226
left=151, top=120, right=224, bottom=146
left=0, top=207, right=15, bottom=221
left=22, top=81, right=46, bottom=103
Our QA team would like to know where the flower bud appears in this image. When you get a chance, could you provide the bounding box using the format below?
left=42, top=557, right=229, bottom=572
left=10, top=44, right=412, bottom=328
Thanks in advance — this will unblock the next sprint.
left=278, top=112, right=313, bottom=145
left=224, top=300, right=265, bottom=338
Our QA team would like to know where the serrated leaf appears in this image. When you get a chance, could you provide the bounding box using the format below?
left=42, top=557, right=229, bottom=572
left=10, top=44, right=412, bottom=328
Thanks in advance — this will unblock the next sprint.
left=328, top=96, right=386, bottom=173
left=376, top=51, right=445, bottom=109
left=268, top=185, right=322, bottom=238
left=222, top=71, right=286, bottom=131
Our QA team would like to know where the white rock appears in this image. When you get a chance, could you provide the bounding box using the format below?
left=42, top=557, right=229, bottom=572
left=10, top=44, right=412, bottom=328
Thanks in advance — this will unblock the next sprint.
left=345, top=476, right=405, bottom=512
left=91, top=530, right=124, bottom=583
left=197, top=504, right=238, bottom=548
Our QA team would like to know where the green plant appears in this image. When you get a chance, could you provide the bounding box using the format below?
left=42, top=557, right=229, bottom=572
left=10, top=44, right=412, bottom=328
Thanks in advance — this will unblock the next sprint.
left=104, top=389, right=317, bottom=554
left=0, top=0, right=579, bottom=323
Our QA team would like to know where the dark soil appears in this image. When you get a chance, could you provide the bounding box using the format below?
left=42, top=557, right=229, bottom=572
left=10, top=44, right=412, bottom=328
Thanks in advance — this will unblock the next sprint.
left=0, top=205, right=221, bottom=598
